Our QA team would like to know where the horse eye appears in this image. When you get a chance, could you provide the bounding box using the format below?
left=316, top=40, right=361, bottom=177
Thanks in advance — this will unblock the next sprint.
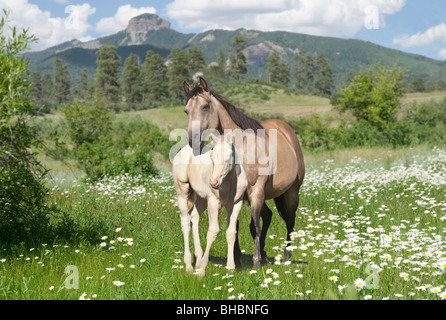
left=202, top=104, right=210, bottom=111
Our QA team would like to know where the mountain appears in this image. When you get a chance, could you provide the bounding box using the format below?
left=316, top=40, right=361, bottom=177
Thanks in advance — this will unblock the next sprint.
left=24, top=13, right=446, bottom=86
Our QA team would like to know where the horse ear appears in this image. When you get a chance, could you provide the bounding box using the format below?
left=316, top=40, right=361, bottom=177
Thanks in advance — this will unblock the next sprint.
left=183, top=81, right=191, bottom=95
left=208, top=131, right=220, bottom=144
left=199, top=77, right=208, bottom=92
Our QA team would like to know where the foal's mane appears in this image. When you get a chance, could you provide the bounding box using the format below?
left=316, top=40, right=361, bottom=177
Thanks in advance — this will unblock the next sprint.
left=186, top=86, right=264, bottom=132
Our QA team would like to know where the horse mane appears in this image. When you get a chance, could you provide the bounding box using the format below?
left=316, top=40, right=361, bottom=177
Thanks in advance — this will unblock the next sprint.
left=186, top=86, right=264, bottom=132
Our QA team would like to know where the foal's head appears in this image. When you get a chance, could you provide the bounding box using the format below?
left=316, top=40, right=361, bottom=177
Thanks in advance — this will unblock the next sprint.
left=209, top=133, right=236, bottom=190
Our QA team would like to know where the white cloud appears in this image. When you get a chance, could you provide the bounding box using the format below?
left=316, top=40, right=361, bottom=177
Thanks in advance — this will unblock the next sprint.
left=438, top=48, right=446, bottom=60
left=0, top=0, right=95, bottom=51
left=95, top=4, right=157, bottom=35
left=166, top=0, right=406, bottom=37
left=393, top=23, right=446, bottom=47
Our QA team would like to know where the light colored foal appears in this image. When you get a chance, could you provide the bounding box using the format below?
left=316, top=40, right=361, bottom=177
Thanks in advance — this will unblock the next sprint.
left=172, top=133, right=248, bottom=276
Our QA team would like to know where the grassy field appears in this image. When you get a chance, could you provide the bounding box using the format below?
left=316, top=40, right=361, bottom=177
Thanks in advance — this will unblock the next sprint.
left=1, top=144, right=445, bottom=300
left=126, top=88, right=446, bottom=133
left=3, top=87, right=446, bottom=301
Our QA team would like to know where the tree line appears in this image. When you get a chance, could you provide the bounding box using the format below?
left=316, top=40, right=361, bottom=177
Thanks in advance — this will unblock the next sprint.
left=28, top=34, right=337, bottom=113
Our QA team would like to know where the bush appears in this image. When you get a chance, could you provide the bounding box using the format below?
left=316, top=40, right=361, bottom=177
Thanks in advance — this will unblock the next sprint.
left=0, top=11, right=55, bottom=243
left=62, top=101, right=171, bottom=180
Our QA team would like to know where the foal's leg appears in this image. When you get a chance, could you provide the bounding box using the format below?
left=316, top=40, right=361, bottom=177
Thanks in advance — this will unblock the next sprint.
left=177, top=193, right=194, bottom=273
left=191, top=196, right=206, bottom=269
left=197, top=197, right=220, bottom=276
left=225, top=200, right=243, bottom=270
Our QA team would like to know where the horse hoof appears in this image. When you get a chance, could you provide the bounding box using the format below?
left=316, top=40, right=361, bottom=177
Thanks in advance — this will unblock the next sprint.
left=194, top=269, right=205, bottom=277
left=186, top=266, right=194, bottom=273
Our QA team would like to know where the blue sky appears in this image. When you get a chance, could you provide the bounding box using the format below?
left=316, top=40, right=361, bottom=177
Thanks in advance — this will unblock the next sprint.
left=1, top=0, right=445, bottom=61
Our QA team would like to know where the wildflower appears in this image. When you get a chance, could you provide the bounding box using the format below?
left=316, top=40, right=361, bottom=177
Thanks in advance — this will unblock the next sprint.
left=100, top=242, right=106, bottom=247
left=430, top=286, right=441, bottom=294
left=113, top=280, right=125, bottom=287
left=140, top=259, right=146, bottom=263
left=249, top=270, right=257, bottom=275
left=296, top=274, right=303, bottom=278
left=228, top=288, right=234, bottom=293
left=354, top=278, right=366, bottom=290
left=79, top=292, right=87, bottom=300
left=329, top=275, right=339, bottom=282
left=214, top=286, right=222, bottom=291
left=399, top=272, right=409, bottom=279
left=115, top=228, right=122, bottom=232
left=49, top=286, right=54, bottom=291
left=238, top=293, right=245, bottom=300
left=273, top=281, right=281, bottom=286
left=364, top=295, right=372, bottom=300
left=439, top=291, right=446, bottom=300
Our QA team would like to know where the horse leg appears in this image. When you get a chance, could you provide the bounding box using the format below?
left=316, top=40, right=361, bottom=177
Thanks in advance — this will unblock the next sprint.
left=177, top=192, right=194, bottom=273
left=234, top=220, right=242, bottom=269
left=198, top=197, right=220, bottom=276
left=260, top=203, right=272, bottom=263
left=191, top=196, right=206, bottom=269
left=250, top=202, right=272, bottom=264
left=225, top=200, right=243, bottom=270
left=274, top=187, right=300, bottom=263
left=249, top=191, right=265, bottom=268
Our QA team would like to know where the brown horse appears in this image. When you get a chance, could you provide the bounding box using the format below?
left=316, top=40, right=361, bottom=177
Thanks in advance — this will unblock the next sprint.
left=183, top=77, right=305, bottom=268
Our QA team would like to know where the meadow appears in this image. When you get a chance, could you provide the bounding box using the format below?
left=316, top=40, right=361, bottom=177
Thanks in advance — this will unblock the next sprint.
left=1, top=144, right=445, bottom=300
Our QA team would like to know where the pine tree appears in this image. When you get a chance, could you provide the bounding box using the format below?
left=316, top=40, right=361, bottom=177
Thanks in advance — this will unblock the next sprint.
left=94, top=45, right=121, bottom=105
left=294, top=52, right=314, bottom=93
left=52, top=58, right=70, bottom=104
left=229, top=35, right=247, bottom=80
left=314, top=52, right=334, bottom=96
left=142, top=50, right=168, bottom=102
left=266, top=51, right=290, bottom=86
left=41, top=72, right=53, bottom=99
left=73, top=68, right=89, bottom=101
left=217, top=49, right=227, bottom=78
left=167, top=47, right=190, bottom=101
left=122, top=53, right=143, bottom=103
left=28, top=71, right=42, bottom=101
left=187, top=46, right=206, bottom=75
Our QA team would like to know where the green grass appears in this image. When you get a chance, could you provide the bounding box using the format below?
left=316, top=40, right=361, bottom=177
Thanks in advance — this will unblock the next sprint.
left=1, top=146, right=445, bottom=300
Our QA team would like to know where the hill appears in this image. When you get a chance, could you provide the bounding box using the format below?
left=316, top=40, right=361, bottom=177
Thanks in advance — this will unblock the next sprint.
left=24, top=13, right=446, bottom=86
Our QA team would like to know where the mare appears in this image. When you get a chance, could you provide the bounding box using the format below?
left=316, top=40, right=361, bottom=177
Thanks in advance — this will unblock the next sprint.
left=183, top=77, right=305, bottom=268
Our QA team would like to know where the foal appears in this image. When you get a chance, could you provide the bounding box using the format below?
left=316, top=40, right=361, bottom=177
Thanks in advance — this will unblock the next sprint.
left=172, top=133, right=248, bottom=276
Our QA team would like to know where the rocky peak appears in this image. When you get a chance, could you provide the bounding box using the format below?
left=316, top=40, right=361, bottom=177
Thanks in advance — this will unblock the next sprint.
left=126, top=13, right=171, bottom=33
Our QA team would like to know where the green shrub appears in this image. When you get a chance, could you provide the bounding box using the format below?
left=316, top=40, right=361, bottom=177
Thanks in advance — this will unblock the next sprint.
left=62, top=101, right=171, bottom=181
left=0, top=11, right=55, bottom=243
